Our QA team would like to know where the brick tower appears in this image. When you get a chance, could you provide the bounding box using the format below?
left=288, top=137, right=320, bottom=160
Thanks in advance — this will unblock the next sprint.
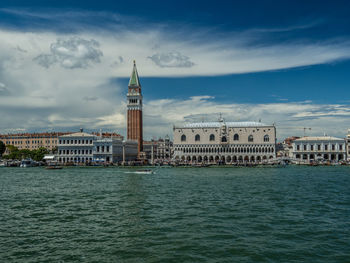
left=127, top=60, right=143, bottom=153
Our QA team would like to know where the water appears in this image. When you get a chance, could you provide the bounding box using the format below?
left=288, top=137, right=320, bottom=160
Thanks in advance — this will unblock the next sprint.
left=0, top=166, right=349, bottom=262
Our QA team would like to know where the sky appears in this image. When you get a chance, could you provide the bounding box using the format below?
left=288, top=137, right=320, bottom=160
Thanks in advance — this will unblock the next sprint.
left=0, top=0, right=350, bottom=141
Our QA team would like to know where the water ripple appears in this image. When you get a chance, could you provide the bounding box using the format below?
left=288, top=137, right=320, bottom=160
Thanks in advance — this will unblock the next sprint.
left=0, top=166, right=349, bottom=262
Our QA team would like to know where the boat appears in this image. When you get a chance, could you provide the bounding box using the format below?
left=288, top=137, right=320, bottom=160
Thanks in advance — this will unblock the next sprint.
left=20, top=158, right=35, bottom=168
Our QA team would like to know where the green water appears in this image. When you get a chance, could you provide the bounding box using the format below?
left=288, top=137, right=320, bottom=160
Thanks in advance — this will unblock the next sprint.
left=0, top=166, right=349, bottom=262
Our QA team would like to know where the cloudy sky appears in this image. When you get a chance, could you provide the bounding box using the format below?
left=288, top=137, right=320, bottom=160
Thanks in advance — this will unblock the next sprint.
left=0, top=0, right=350, bottom=141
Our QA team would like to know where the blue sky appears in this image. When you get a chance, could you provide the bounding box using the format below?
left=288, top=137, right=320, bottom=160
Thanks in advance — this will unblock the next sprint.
left=0, top=1, right=350, bottom=140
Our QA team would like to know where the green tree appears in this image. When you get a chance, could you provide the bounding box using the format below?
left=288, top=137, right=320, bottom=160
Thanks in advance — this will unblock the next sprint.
left=0, top=141, right=5, bottom=156
left=31, top=147, right=49, bottom=161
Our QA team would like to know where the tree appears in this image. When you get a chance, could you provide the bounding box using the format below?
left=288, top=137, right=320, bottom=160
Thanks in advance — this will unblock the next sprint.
left=0, top=141, right=5, bottom=156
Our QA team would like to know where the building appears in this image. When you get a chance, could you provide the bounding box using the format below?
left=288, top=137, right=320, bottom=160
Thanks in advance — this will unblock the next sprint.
left=156, top=135, right=173, bottom=160
left=172, top=119, right=276, bottom=163
left=93, top=137, right=138, bottom=163
left=57, top=130, right=138, bottom=164
left=279, top=136, right=300, bottom=158
left=0, top=132, right=70, bottom=154
left=142, top=136, right=173, bottom=164
left=292, top=136, right=346, bottom=163
left=57, top=130, right=96, bottom=163
left=127, top=60, right=143, bottom=154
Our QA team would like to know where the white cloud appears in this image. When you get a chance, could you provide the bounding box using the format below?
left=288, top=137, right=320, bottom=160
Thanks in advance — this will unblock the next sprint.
left=148, top=51, right=195, bottom=68
left=34, top=37, right=103, bottom=69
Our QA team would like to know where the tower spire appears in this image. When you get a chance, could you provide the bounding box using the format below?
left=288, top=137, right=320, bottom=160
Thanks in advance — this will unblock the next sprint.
left=128, top=60, right=140, bottom=87
left=127, top=60, right=143, bottom=154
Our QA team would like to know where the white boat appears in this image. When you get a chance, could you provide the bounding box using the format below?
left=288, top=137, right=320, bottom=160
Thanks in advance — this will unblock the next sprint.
left=20, top=158, right=35, bottom=168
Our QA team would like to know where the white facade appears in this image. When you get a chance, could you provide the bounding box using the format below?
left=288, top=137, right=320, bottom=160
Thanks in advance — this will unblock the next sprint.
left=173, top=120, right=276, bottom=163
left=292, top=136, right=346, bottom=163
left=93, top=138, right=138, bottom=163
left=57, top=131, right=96, bottom=163
left=58, top=131, right=138, bottom=164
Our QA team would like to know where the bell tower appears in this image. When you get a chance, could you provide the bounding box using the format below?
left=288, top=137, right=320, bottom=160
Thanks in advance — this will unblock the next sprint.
left=127, top=60, right=143, bottom=153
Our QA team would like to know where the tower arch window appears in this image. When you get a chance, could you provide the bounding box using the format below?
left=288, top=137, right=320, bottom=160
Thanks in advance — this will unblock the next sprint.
left=181, top=135, right=186, bottom=142
left=221, top=136, right=227, bottom=142
left=264, top=135, right=269, bottom=142
left=233, top=134, right=239, bottom=141
left=248, top=135, right=254, bottom=142
left=209, top=134, right=215, bottom=141
left=195, top=134, right=200, bottom=141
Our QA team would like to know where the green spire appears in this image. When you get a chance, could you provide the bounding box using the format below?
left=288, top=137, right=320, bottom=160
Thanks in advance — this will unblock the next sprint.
left=128, top=60, right=140, bottom=87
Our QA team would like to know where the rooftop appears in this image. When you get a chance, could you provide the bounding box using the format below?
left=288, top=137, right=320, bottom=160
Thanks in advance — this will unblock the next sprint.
left=60, top=132, right=96, bottom=138
left=295, top=136, right=344, bottom=142
left=180, top=121, right=270, bottom=128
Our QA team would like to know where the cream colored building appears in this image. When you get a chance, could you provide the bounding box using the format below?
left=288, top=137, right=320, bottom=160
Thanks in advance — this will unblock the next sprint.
left=0, top=132, right=70, bottom=154
left=292, top=136, right=346, bottom=163
left=173, top=120, right=276, bottom=163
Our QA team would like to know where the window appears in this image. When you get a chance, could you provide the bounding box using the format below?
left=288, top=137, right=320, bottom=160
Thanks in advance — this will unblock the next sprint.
left=107, top=146, right=110, bottom=152
left=248, top=135, right=253, bottom=142
left=303, top=145, right=307, bottom=151
left=181, top=135, right=186, bottom=142
left=221, top=136, right=227, bottom=142
left=195, top=134, right=200, bottom=141
left=233, top=134, right=239, bottom=141
left=325, top=145, right=328, bottom=151
left=297, top=145, right=300, bottom=151
left=332, top=144, right=335, bottom=151
left=209, top=134, right=215, bottom=141
left=317, top=145, right=321, bottom=151
left=340, top=144, right=343, bottom=150
left=264, top=135, right=269, bottom=142
left=311, top=145, right=314, bottom=151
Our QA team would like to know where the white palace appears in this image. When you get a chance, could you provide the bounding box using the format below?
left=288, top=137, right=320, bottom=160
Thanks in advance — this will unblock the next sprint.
left=172, top=118, right=276, bottom=164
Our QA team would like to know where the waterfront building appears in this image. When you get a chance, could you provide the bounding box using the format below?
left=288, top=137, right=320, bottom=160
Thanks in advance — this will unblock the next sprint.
left=127, top=60, right=143, bottom=154
left=280, top=136, right=300, bottom=158
left=143, top=136, right=173, bottom=164
left=57, top=130, right=138, bottom=164
left=57, top=129, right=96, bottom=163
left=292, top=136, right=346, bottom=163
left=93, top=137, right=138, bottom=163
left=0, top=132, right=70, bottom=154
left=156, top=135, right=173, bottom=160
left=172, top=118, right=276, bottom=163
